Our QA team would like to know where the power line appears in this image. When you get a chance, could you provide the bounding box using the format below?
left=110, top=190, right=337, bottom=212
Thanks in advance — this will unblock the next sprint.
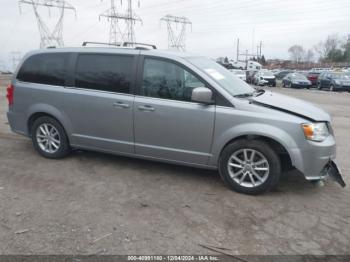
left=18, top=0, right=76, bottom=48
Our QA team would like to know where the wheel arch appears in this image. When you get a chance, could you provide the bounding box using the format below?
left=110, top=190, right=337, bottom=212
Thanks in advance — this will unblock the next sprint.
left=210, top=124, right=298, bottom=171
left=26, top=104, right=72, bottom=137
left=218, top=134, right=293, bottom=171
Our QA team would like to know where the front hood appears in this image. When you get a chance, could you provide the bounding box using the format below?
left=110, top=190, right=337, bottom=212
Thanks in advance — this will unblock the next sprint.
left=251, top=91, right=331, bottom=122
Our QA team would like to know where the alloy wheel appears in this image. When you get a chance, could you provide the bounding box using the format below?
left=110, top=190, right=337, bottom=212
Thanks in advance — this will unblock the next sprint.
left=36, top=123, right=61, bottom=154
left=227, top=148, right=270, bottom=188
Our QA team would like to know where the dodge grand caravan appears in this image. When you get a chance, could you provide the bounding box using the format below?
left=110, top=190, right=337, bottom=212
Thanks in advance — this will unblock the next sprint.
left=6, top=45, right=346, bottom=194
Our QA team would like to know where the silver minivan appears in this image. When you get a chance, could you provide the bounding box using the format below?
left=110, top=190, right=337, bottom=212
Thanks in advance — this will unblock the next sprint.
left=6, top=45, right=346, bottom=194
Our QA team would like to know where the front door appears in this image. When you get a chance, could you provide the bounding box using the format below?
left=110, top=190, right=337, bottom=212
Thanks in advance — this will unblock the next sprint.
left=134, top=57, right=215, bottom=165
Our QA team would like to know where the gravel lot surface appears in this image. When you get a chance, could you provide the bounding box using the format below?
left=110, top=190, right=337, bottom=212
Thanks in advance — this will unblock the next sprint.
left=0, top=75, right=349, bottom=255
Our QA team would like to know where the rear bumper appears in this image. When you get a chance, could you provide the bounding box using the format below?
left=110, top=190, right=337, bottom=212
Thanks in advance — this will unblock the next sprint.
left=7, top=111, right=28, bottom=136
left=291, top=83, right=312, bottom=88
left=308, top=79, right=318, bottom=85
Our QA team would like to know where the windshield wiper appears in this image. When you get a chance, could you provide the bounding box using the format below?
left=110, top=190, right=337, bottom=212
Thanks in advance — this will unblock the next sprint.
left=253, top=89, right=265, bottom=96
left=234, top=89, right=265, bottom=98
left=234, top=92, right=254, bottom=98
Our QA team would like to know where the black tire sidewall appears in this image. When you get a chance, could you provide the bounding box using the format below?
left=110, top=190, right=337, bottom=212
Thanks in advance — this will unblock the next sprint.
left=219, top=139, right=281, bottom=195
left=31, top=116, right=70, bottom=159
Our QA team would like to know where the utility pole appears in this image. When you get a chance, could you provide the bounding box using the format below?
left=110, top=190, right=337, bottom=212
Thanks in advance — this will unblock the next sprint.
left=251, top=28, right=255, bottom=55
left=160, top=15, right=192, bottom=51
left=236, top=38, right=239, bottom=61
left=10, top=51, right=22, bottom=72
left=100, top=0, right=142, bottom=45
left=19, top=0, right=76, bottom=48
left=259, top=41, right=262, bottom=58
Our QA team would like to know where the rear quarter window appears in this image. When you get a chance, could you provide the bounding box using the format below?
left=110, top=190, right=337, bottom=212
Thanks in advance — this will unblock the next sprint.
left=17, top=53, right=68, bottom=86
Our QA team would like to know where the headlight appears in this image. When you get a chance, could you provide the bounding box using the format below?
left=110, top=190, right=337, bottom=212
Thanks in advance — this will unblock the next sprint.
left=292, top=81, right=298, bottom=84
left=301, top=122, right=329, bottom=142
left=334, top=80, right=341, bottom=85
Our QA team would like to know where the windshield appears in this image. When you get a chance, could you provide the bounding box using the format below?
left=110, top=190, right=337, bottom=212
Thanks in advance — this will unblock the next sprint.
left=187, top=57, right=254, bottom=96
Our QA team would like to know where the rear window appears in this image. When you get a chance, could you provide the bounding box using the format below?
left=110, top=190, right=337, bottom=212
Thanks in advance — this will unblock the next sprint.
left=75, top=54, right=134, bottom=94
left=17, top=53, right=68, bottom=86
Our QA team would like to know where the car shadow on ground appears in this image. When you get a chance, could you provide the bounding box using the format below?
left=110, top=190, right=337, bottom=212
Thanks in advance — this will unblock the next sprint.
left=67, top=148, right=318, bottom=196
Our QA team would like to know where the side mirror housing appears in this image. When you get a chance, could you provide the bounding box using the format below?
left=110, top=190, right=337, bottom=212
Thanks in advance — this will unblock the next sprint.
left=191, top=87, right=214, bottom=104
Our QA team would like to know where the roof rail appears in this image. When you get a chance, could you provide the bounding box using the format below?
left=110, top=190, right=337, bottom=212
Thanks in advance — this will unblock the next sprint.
left=122, top=42, right=157, bottom=49
left=82, top=41, right=157, bottom=50
left=82, top=41, right=122, bottom=47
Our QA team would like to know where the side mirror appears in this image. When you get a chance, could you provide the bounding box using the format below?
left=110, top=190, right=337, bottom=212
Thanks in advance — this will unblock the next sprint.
left=191, top=87, right=214, bottom=104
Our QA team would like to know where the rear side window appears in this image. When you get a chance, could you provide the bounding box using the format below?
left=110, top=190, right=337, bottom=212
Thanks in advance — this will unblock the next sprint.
left=75, top=54, right=134, bottom=94
left=17, top=53, right=68, bottom=86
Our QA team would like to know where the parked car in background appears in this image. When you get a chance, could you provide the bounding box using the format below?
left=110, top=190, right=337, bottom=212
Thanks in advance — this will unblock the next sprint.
left=229, top=69, right=246, bottom=81
left=306, top=71, right=321, bottom=86
left=317, top=72, right=350, bottom=91
left=282, top=73, right=312, bottom=89
left=311, top=68, right=331, bottom=73
left=274, top=70, right=293, bottom=80
left=254, top=70, right=276, bottom=86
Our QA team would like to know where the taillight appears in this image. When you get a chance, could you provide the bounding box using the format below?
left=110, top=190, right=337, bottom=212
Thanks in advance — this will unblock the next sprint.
left=6, top=84, right=14, bottom=106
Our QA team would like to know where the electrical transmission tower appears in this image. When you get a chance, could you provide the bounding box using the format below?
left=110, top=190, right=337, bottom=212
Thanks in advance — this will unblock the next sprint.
left=19, top=0, right=76, bottom=48
left=100, top=0, right=142, bottom=45
left=160, top=15, right=192, bottom=51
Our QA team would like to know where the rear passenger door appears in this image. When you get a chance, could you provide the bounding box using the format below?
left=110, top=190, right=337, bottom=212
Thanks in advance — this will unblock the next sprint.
left=62, top=52, right=137, bottom=154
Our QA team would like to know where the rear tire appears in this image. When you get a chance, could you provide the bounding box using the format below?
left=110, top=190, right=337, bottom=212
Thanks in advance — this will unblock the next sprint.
left=219, top=139, right=281, bottom=195
left=31, top=116, right=71, bottom=159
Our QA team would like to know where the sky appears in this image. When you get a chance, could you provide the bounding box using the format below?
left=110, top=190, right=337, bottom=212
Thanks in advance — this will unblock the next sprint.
left=0, top=0, right=350, bottom=70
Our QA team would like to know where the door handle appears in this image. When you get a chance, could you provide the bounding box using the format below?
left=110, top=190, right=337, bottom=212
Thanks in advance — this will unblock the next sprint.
left=138, top=105, right=155, bottom=112
left=113, top=102, right=130, bottom=109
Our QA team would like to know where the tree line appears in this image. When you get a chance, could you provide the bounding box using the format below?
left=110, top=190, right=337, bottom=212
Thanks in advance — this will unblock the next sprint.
left=288, top=34, right=350, bottom=63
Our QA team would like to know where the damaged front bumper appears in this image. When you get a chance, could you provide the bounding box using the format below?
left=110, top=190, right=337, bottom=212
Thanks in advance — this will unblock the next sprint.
left=320, top=160, right=346, bottom=187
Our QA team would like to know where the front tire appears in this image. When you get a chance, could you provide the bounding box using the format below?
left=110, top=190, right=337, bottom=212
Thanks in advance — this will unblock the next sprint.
left=31, top=116, right=71, bottom=159
left=219, top=139, right=281, bottom=195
